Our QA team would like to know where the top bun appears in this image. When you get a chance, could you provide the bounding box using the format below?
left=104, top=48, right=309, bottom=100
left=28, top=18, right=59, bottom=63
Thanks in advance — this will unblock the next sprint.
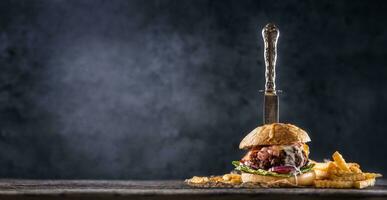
left=239, top=123, right=311, bottom=149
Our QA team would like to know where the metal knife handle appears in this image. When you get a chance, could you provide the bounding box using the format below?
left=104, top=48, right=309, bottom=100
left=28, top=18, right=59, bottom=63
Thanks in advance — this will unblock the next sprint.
left=262, top=23, right=279, bottom=94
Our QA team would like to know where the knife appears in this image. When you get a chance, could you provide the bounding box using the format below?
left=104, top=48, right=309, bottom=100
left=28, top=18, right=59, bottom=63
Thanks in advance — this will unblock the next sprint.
left=262, top=23, right=279, bottom=124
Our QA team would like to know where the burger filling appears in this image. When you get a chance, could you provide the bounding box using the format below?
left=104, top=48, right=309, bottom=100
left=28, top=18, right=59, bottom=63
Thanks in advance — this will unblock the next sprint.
left=233, top=143, right=314, bottom=177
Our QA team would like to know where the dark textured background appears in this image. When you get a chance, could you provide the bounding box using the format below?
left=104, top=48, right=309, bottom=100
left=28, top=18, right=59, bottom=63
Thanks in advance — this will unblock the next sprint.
left=0, top=0, right=386, bottom=179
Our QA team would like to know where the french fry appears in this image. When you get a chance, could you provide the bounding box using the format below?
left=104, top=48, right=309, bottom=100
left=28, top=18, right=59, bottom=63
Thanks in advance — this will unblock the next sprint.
left=327, top=161, right=350, bottom=176
left=229, top=179, right=241, bottom=184
left=330, top=173, right=366, bottom=181
left=364, top=173, right=382, bottom=179
left=349, top=165, right=362, bottom=173
left=328, top=161, right=352, bottom=175
left=354, top=178, right=376, bottom=189
left=209, top=176, right=223, bottom=182
left=222, top=174, right=241, bottom=182
left=313, top=162, right=330, bottom=171
left=348, top=163, right=360, bottom=169
left=314, top=180, right=353, bottom=188
left=332, top=151, right=351, bottom=172
left=188, top=176, right=209, bottom=184
left=315, top=169, right=329, bottom=180
left=327, top=161, right=337, bottom=171
left=327, top=162, right=338, bottom=177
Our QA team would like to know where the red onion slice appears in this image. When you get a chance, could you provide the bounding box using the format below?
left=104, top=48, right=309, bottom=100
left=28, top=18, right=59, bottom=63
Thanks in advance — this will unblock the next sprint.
left=270, top=166, right=295, bottom=174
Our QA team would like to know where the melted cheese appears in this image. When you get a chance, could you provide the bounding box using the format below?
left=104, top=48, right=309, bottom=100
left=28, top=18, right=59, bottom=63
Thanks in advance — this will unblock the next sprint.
left=282, top=145, right=304, bottom=177
left=283, top=146, right=297, bottom=166
left=303, top=144, right=310, bottom=157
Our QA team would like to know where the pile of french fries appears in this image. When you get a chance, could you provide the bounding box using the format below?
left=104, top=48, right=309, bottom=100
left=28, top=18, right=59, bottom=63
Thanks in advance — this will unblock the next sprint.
left=313, top=151, right=382, bottom=189
left=186, top=174, right=242, bottom=186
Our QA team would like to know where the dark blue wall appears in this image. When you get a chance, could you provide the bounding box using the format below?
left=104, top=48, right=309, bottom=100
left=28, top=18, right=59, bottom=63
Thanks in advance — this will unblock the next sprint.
left=0, top=0, right=385, bottom=179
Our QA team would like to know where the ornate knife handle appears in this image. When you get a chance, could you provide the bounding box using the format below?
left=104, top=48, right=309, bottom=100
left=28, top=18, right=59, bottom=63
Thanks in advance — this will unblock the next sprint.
left=262, top=23, right=279, bottom=94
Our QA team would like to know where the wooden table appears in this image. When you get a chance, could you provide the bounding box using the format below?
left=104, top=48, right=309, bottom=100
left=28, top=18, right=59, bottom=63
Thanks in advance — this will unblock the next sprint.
left=0, top=179, right=385, bottom=200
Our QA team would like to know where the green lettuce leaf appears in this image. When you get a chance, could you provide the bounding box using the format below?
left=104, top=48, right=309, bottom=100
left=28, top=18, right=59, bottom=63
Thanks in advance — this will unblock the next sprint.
left=232, top=161, right=315, bottom=178
left=300, top=162, right=315, bottom=173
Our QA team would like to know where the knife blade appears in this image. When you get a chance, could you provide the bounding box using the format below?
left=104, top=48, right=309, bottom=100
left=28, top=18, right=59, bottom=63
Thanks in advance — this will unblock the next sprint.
left=262, top=23, right=279, bottom=124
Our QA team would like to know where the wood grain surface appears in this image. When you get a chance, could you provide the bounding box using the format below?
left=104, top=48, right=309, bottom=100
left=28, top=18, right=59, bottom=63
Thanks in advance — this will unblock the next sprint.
left=0, top=179, right=385, bottom=200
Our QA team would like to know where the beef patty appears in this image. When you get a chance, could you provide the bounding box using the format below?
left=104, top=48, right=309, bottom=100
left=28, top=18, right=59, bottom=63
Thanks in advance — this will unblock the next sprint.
left=241, top=143, right=308, bottom=170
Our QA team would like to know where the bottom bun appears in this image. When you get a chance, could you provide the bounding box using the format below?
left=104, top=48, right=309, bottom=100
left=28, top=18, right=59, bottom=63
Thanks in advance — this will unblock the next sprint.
left=241, top=170, right=316, bottom=186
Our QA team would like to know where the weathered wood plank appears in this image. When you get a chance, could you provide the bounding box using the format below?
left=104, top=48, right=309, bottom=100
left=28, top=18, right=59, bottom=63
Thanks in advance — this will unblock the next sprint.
left=0, top=179, right=385, bottom=200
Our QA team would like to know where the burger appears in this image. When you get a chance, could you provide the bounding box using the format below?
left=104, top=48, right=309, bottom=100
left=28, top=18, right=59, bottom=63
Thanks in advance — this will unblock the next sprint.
left=232, top=123, right=315, bottom=186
